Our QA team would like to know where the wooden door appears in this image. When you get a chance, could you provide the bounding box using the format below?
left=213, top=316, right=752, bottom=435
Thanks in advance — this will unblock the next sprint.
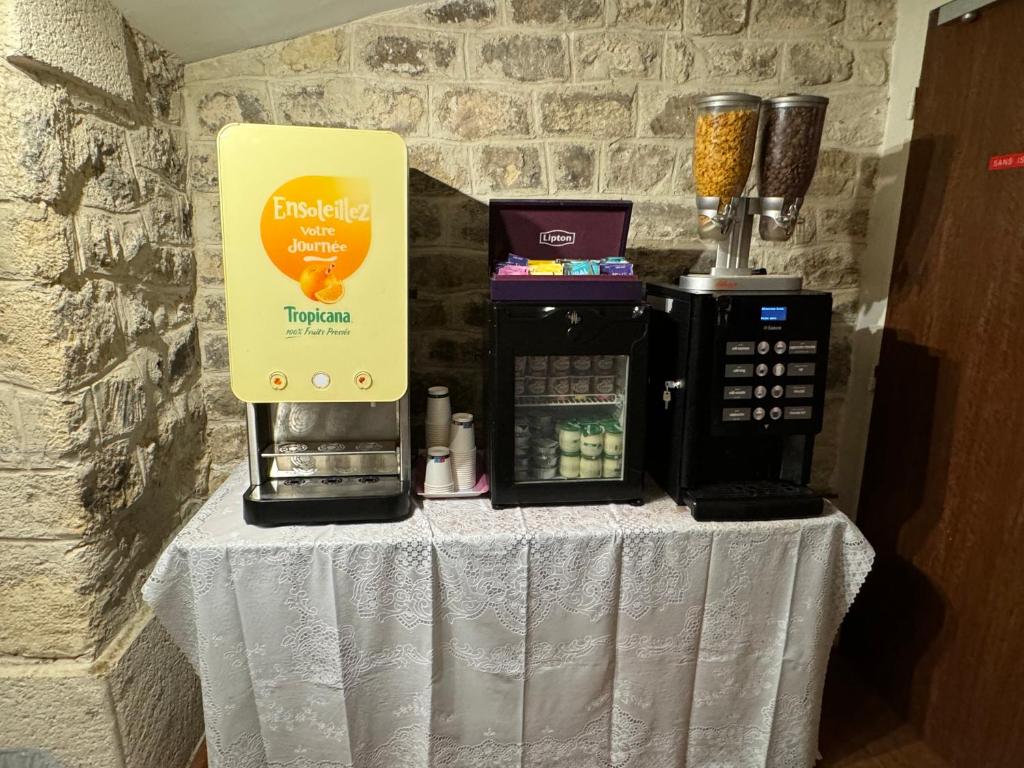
left=844, top=1, right=1024, bottom=766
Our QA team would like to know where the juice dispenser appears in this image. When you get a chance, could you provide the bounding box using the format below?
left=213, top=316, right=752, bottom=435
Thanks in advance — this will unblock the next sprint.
left=646, top=93, right=833, bottom=521
left=218, top=125, right=411, bottom=525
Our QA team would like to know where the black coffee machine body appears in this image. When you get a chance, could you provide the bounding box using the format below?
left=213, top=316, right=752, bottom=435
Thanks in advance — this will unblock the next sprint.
left=645, top=283, right=831, bottom=520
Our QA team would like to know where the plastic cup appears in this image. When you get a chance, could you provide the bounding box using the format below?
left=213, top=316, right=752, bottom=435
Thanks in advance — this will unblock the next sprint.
left=449, top=413, right=476, bottom=453
left=425, top=447, right=455, bottom=492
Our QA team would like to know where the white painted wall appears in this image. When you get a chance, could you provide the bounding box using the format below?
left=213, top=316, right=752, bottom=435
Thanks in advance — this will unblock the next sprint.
left=834, top=0, right=947, bottom=516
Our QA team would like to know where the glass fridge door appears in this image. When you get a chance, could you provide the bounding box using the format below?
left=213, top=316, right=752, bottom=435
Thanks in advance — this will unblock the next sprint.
left=513, top=354, right=629, bottom=483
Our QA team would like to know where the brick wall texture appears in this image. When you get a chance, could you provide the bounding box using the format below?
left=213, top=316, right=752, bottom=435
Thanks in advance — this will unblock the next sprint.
left=0, top=3, right=204, bottom=765
left=187, top=0, right=895, bottom=491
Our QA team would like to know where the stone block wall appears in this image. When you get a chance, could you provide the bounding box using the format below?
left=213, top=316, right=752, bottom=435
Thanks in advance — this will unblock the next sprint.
left=0, top=1, right=204, bottom=765
left=187, top=0, right=894, bottom=491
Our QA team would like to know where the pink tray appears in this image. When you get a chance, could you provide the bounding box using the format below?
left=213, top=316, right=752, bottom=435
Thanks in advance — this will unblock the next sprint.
left=414, top=450, right=489, bottom=499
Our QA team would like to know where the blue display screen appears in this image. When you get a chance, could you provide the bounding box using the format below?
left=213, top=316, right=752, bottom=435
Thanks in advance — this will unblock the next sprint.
left=760, top=305, right=788, bottom=322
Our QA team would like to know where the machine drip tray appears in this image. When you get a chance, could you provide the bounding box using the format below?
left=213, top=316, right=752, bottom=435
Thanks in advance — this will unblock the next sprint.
left=243, top=475, right=413, bottom=526
left=684, top=481, right=823, bottom=522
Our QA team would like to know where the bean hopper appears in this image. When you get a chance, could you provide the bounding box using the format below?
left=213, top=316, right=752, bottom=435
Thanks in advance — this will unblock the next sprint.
left=645, top=93, right=833, bottom=520
left=218, top=124, right=411, bottom=525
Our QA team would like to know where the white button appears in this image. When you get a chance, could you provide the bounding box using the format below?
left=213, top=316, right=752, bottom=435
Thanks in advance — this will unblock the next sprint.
left=754, top=385, right=767, bottom=399
left=753, top=407, right=766, bottom=421
left=772, top=363, right=786, bottom=377
left=312, top=372, right=331, bottom=389
left=757, top=341, right=770, bottom=355
left=770, top=406, right=783, bottom=420
left=774, top=340, right=787, bottom=354
left=755, top=363, right=769, bottom=377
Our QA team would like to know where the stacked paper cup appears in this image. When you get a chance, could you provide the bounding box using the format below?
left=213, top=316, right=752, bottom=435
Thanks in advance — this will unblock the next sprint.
left=449, top=413, right=477, bottom=491
left=425, top=386, right=452, bottom=449
left=424, top=447, right=455, bottom=494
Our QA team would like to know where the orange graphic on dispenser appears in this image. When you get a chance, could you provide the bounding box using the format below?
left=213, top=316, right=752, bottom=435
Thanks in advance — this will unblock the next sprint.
left=259, top=175, right=371, bottom=303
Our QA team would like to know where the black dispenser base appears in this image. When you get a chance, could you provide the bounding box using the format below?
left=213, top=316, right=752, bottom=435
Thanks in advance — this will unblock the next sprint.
left=684, top=481, right=824, bottom=522
left=242, top=483, right=413, bottom=526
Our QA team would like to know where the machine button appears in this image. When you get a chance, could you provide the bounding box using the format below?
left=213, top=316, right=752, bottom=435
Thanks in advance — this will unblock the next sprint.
left=789, top=340, right=818, bottom=355
left=725, top=364, right=753, bottom=378
left=269, top=371, right=287, bottom=390
left=354, top=371, right=373, bottom=389
left=757, top=341, right=771, bottom=355
left=753, top=407, right=766, bottom=421
left=784, top=406, right=813, bottom=420
left=786, top=384, right=814, bottom=398
left=755, top=363, right=769, bottom=377
left=726, top=341, right=755, bottom=355
left=769, top=406, right=783, bottom=420
left=772, top=363, right=786, bottom=377
left=754, top=385, right=767, bottom=399
left=774, top=340, right=788, bottom=354
left=771, top=384, right=784, bottom=398
left=312, top=372, right=331, bottom=390
left=724, top=385, right=752, bottom=400
left=722, top=407, right=751, bottom=422
left=787, top=362, right=816, bottom=377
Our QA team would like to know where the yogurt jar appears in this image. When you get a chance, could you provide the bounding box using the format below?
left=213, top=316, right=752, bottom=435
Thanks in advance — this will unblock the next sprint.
left=525, top=376, right=547, bottom=395
left=594, top=355, right=616, bottom=373
left=514, top=357, right=528, bottom=375
left=557, top=420, right=582, bottom=452
left=571, top=355, right=593, bottom=373
left=514, top=377, right=525, bottom=396
left=580, top=424, right=605, bottom=458
left=558, top=451, right=581, bottom=478
left=532, top=438, right=557, bottom=456
left=548, top=376, right=571, bottom=395
left=527, top=356, right=549, bottom=374
left=580, top=455, right=602, bottom=478
left=531, top=414, right=554, bottom=432
left=570, top=375, right=591, bottom=395
left=603, top=424, right=624, bottom=455
left=549, top=355, right=572, bottom=374
left=602, top=454, right=622, bottom=478
left=593, top=375, right=616, bottom=395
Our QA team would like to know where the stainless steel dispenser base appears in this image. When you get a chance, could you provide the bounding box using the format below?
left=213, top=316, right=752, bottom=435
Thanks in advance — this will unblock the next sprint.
left=679, top=273, right=803, bottom=292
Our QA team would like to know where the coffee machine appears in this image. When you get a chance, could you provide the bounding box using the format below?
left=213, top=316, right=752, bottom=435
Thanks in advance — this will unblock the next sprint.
left=218, top=124, right=412, bottom=525
left=646, top=93, right=832, bottom=520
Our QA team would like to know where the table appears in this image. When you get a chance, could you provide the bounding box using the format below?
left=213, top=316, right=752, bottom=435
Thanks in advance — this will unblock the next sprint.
left=144, top=464, right=873, bottom=768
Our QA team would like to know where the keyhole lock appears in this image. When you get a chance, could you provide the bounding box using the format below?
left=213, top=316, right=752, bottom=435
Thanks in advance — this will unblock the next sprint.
left=663, top=379, right=684, bottom=409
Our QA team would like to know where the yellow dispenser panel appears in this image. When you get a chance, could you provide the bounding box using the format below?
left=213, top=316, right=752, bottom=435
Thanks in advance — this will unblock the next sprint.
left=218, top=125, right=408, bottom=403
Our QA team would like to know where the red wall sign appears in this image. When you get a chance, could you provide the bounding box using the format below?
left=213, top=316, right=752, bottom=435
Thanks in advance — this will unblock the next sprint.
left=988, top=152, right=1024, bottom=171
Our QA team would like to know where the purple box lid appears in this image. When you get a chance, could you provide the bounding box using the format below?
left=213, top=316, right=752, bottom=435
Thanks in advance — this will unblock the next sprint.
left=488, top=199, right=637, bottom=302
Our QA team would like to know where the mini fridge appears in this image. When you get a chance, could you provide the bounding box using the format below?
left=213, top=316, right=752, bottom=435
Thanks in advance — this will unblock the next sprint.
left=486, top=200, right=649, bottom=507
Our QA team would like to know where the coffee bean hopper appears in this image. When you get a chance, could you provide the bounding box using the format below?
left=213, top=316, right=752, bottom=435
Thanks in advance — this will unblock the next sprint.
left=684, top=93, right=828, bottom=291
left=645, top=92, right=833, bottom=521
left=218, top=124, right=412, bottom=525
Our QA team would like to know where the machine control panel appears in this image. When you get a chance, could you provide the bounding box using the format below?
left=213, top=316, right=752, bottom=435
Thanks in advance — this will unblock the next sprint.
left=710, top=293, right=830, bottom=436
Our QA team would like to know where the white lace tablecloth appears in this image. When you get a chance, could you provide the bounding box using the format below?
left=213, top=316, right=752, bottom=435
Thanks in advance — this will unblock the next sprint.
left=144, top=463, right=873, bottom=768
